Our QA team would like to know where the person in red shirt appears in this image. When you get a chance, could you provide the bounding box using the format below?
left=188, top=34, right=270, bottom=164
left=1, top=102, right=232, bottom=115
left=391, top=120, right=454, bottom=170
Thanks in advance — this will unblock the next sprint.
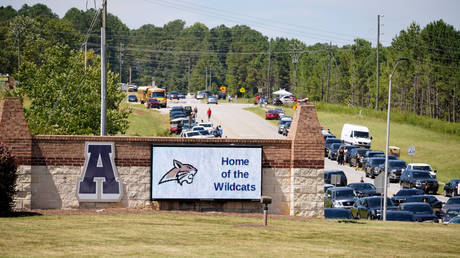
left=207, top=108, right=212, bottom=121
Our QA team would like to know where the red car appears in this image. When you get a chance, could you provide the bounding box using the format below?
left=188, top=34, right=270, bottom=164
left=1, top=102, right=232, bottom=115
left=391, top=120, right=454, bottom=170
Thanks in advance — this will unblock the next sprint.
left=265, top=110, right=279, bottom=120
left=147, top=98, right=161, bottom=109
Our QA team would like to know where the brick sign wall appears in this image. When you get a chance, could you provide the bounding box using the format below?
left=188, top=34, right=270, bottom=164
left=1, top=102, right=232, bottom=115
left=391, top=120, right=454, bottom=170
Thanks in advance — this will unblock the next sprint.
left=0, top=98, right=324, bottom=217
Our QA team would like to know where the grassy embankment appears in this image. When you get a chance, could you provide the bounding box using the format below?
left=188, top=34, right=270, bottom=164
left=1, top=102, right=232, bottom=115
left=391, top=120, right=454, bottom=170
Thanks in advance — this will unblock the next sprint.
left=121, top=103, right=170, bottom=136
left=0, top=213, right=459, bottom=257
left=245, top=102, right=460, bottom=186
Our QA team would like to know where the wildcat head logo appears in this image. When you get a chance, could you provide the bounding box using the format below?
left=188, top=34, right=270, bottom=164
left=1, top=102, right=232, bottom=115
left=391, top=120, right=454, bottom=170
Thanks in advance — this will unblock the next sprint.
left=159, top=160, right=198, bottom=185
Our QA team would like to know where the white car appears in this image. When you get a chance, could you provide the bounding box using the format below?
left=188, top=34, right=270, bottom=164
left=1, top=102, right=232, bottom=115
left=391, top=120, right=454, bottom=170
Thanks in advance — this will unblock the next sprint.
left=180, top=131, right=201, bottom=138
left=279, top=95, right=295, bottom=104
left=405, top=163, right=437, bottom=178
left=198, top=122, right=214, bottom=133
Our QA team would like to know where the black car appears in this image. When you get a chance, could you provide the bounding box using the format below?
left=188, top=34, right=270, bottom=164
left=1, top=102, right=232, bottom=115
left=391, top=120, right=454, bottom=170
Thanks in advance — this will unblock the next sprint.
left=351, top=196, right=397, bottom=220
left=360, top=150, right=385, bottom=168
left=282, top=121, right=291, bottom=136
left=398, top=203, right=438, bottom=222
left=391, top=188, right=425, bottom=205
left=443, top=179, right=460, bottom=197
left=325, top=138, right=342, bottom=157
left=328, top=143, right=342, bottom=160
left=324, top=170, right=347, bottom=186
left=376, top=160, right=407, bottom=183
left=405, top=195, right=443, bottom=218
left=364, top=157, right=386, bottom=178
left=400, top=170, right=438, bottom=194
left=170, top=91, right=179, bottom=99
left=385, top=211, right=416, bottom=222
left=441, top=196, right=460, bottom=215
left=324, top=187, right=355, bottom=209
left=349, top=148, right=368, bottom=168
left=128, top=95, right=138, bottom=102
left=324, top=208, right=353, bottom=219
left=442, top=207, right=460, bottom=223
left=347, top=182, right=378, bottom=197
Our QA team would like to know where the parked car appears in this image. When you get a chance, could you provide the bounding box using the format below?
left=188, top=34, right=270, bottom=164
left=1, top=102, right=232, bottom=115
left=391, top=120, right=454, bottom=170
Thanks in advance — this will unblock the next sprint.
left=351, top=196, right=397, bottom=220
left=198, top=122, right=214, bottom=133
left=282, top=121, right=291, bottom=136
left=325, top=138, right=342, bottom=157
left=147, top=98, right=161, bottom=109
left=443, top=179, right=460, bottom=197
left=324, top=208, right=353, bottom=219
left=324, top=187, right=356, bottom=209
left=279, top=95, right=296, bottom=104
left=170, top=106, right=184, bottom=113
left=169, top=91, right=179, bottom=100
left=385, top=211, right=417, bottom=222
left=180, top=131, right=201, bottom=138
left=398, top=203, right=438, bottom=222
left=197, top=130, right=215, bottom=138
left=441, top=207, right=460, bottom=223
left=278, top=116, right=293, bottom=134
left=347, top=182, right=378, bottom=197
left=405, top=195, right=443, bottom=218
left=448, top=215, right=460, bottom=224
left=441, top=196, right=460, bottom=215
left=341, top=124, right=372, bottom=148
left=400, top=170, right=438, bottom=194
left=349, top=148, right=368, bottom=168
left=391, top=189, right=425, bottom=205
left=273, top=108, right=285, bottom=117
left=324, top=170, right=347, bottom=186
left=343, top=145, right=357, bottom=164
left=128, top=94, right=138, bottom=102
left=364, top=157, right=386, bottom=178
left=327, top=143, right=342, bottom=160
left=360, top=150, right=384, bottom=168
left=405, top=163, right=437, bottom=178
left=375, top=160, right=407, bottom=183
left=324, top=184, right=335, bottom=198
left=265, top=110, right=279, bottom=120
left=207, top=95, right=218, bottom=104
left=192, top=126, right=206, bottom=132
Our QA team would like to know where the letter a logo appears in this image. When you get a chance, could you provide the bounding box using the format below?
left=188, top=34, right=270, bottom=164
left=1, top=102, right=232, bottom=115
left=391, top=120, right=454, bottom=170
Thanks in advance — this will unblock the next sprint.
left=77, top=142, right=123, bottom=202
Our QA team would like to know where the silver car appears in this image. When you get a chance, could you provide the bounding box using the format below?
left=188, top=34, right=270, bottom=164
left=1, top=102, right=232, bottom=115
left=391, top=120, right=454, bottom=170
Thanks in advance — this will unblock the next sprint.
left=207, top=96, right=218, bottom=104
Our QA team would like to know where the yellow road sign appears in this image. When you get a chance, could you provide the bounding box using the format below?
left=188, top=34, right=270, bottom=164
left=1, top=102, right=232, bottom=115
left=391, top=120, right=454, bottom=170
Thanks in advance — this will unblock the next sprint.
left=220, top=86, right=226, bottom=92
left=239, top=87, right=245, bottom=93
left=292, top=102, right=298, bottom=111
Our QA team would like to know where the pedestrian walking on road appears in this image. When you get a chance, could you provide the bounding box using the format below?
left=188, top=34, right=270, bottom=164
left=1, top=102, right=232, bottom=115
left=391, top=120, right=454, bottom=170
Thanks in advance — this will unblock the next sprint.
left=338, top=147, right=344, bottom=165
left=207, top=107, right=212, bottom=121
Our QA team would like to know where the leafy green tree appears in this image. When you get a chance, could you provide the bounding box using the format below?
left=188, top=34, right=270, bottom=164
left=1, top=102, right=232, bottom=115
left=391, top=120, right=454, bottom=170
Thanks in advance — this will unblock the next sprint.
left=17, top=45, right=130, bottom=135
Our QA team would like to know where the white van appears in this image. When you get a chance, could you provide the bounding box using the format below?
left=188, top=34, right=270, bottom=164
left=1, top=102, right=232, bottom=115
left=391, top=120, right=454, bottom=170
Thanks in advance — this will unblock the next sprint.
left=341, top=124, right=372, bottom=148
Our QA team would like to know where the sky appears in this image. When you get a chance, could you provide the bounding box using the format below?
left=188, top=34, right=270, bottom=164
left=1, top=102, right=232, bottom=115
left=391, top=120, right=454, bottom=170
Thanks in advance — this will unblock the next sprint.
left=3, top=0, right=460, bottom=47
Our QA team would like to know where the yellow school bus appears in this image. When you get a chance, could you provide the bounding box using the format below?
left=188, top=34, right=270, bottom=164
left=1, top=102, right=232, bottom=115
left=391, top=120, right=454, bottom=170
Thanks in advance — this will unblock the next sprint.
left=136, top=86, right=151, bottom=104
left=147, top=87, right=167, bottom=108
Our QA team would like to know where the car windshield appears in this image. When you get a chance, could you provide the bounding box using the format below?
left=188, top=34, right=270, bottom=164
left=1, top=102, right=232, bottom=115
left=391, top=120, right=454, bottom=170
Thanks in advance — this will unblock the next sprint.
left=446, top=198, right=460, bottom=205
left=389, top=161, right=407, bottom=169
left=413, top=166, right=431, bottom=171
left=403, top=204, right=433, bottom=214
left=152, top=92, right=165, bottom=97
left=335, top=190, right=354, bottom=198
left=199, top=124, right=212, bottom=128
left=331, top=144, right=341, bottom=151
left=199, top=130, right=210, bottom=135
left=354, top=131, right=369, bottom=138
left=192, top=127, right=205, bottom=131
left=368, top=198, right=394, bottom=208
left=352, top=183, right=375, bottom=191
left=413, top=172, right=432, bottom=179
left=370, top=159, right=385, bottom=165
left=326, top=139, right=342, bottom=145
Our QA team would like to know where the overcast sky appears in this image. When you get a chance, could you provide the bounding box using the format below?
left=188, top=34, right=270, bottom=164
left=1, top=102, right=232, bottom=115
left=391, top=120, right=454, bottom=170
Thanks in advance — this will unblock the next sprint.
left=3, top=0, right=460, bottom=46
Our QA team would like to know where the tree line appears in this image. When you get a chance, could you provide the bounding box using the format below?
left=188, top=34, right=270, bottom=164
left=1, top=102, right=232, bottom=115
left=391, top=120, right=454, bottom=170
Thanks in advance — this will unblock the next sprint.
left=0, top=3, right=459, bottom=125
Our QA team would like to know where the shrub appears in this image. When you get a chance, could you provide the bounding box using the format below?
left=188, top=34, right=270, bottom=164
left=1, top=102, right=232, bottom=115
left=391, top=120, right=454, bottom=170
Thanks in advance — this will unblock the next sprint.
left=0, top=142, right=18, bottom=216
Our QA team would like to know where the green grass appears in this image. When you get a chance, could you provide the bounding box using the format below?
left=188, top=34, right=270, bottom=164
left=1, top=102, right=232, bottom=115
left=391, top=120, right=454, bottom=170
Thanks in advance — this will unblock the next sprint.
left=245, top=104, right=460, bottom=186
left=121, top=103, right=171, bottom=136
left=0, top=213, right=459, bottom=257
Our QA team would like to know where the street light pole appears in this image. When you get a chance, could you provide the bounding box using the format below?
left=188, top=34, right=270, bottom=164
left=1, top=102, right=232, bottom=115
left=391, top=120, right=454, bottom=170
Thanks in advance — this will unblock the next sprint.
left=383, top=57, right=408, bottom=221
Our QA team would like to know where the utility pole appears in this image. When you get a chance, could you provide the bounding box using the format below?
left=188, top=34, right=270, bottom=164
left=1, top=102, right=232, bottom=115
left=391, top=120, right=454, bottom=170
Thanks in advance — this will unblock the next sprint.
left=100, top=0, right=107, bottom=136
left=376, top=15, right=381, bottom=110
left=119, top=42, right=124, bottom=84
left=187, top=58, right=191, bottom=94
left=209, top=66, right=212, bottom=91
left=267, top=39, right=271, bottom=99
left=327, top=42, right=331, bottom=103
left=129, top=66, right=132, bottom=86
left=205, top=66, right=208, bottom=91
left=84, top=43, right=87, bottom=70
left=292, top=42, right=298, bottom=94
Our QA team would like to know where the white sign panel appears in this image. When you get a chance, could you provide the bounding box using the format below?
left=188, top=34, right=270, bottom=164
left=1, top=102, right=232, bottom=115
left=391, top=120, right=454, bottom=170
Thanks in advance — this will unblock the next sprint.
left=408, top=146, right=416, bottom=156
left=151, top=145, right=262, bottom=200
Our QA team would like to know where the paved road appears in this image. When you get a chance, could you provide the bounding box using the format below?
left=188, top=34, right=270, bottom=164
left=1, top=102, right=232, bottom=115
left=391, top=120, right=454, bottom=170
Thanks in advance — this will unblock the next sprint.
left=167, top=97, right=283, bottom=139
